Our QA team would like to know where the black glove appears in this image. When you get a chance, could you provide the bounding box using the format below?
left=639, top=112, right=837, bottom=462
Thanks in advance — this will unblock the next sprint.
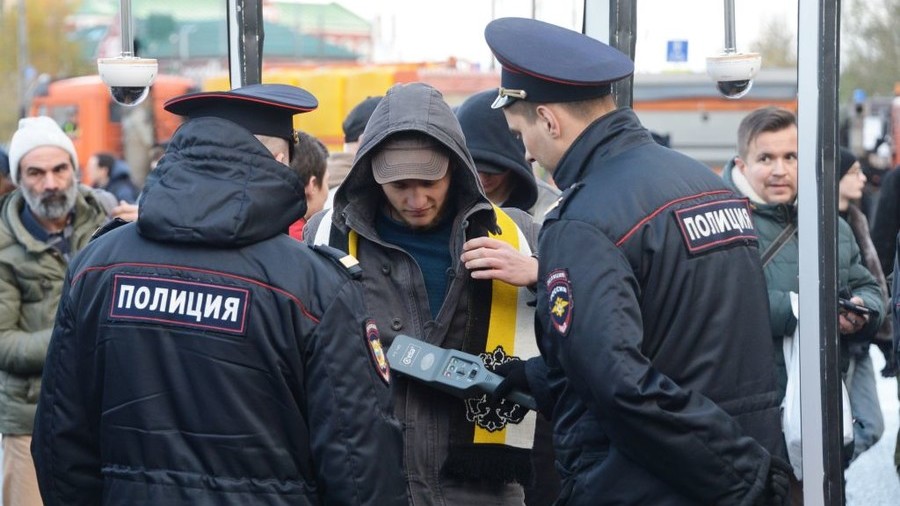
left=758, top=456, right=792, bottom=506
left=492, top=359, right=530, bottom=401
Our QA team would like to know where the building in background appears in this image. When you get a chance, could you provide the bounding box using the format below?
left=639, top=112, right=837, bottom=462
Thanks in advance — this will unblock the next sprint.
left=71, top=0, right=370, bottom=83
left=633, top=69, right=798, bottom=171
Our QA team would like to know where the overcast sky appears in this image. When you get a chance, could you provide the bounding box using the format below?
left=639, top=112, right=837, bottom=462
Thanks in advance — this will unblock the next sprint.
left=321, top=0, right=798, bottom=73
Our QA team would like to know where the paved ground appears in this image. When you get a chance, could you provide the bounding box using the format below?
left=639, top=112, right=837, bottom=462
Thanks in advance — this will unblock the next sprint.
left=845, top=348, right=900, bottom=505
left=3, top=350, right=899, bottom=502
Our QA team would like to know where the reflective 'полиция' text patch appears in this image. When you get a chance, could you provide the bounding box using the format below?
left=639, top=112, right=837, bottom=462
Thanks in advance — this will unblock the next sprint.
left=674, top=199, right=757, bottom=255
left=109, top=274, right=250, bottom=334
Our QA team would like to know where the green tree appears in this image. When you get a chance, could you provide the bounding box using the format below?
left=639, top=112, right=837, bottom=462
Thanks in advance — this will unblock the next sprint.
left=840, top=0, right=900, bottom=100
left=750, top=17, right=797, bottom=69
left=0, top=0, right=92, bottom=142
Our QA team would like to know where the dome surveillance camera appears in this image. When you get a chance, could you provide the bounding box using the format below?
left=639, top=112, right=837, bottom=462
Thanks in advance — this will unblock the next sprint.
left=705, top=52, right=761, bottom=100
left=97, top=57, right=158, bottom=107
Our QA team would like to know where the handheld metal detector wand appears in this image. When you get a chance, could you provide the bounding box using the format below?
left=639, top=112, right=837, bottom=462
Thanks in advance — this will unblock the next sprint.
left=387, top=334, right=538, bottom=412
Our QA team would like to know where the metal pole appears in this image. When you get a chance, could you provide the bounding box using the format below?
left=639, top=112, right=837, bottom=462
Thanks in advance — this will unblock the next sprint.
left=797, top=0, right=844, bottom=502
left=120, top=0, right=134, bottom=56
left=723, top=0, right=736, bottom=52
left=227, top=0, right=264, bottom=89
left=490, top=0, right=496, bottom=71
left=608, top=0, right=636, bottom=108
left=584, top=0, right=634, bottom=108
left=16, top=0, right=28, bottom=118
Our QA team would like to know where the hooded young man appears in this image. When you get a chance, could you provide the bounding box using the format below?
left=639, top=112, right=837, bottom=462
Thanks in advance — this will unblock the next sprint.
left=305, top=82, right=544, bottom=505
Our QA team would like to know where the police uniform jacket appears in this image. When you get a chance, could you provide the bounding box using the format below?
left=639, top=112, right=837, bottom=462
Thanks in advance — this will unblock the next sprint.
left=31, top=117, right=407, bottom=506
left=305, top=83, right=540, bottom=506
left=722, top=158, right=884, bottom=388
left=533, top=108, right=784, bottom=505
left=0, top=187, right=108, bottom=436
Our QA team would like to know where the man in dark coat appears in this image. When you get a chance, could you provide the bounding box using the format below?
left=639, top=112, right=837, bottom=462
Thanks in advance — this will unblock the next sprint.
left=485, top=17, right=790, bottom=505
left=31, top=84, right=406, bottom=506
left=86, top=152, right=140, bottom=204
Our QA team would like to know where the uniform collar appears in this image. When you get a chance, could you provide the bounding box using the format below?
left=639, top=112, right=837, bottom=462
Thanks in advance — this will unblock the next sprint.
left=551, top=108, right=644, bottom=190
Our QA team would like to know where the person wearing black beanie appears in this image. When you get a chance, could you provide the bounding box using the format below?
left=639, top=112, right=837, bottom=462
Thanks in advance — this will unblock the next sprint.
left=838, top=145, right=891, bottom=462
left=324, top=96, right=384, bottom=208
left=342, top=96, right=382, bottom=147
left=838, top=146, right=860, bottom=179
left=455, top=89, right=559, bottom=223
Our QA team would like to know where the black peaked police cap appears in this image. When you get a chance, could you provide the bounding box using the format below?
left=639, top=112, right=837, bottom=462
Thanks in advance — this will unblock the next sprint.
left=484, top=17, right=634, bottom=109
left=164, top=83, right=318, bottom=142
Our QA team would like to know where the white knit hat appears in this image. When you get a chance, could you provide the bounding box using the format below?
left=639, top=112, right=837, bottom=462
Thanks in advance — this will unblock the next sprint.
left=7, top=116, right=79, bottom=183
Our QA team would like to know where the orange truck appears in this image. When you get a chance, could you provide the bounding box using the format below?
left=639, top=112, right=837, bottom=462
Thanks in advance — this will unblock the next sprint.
left=27, top=63, right=492, bottom=186
left=41, top=66, right=873, bottom=183
left=202, top=65, right=800, bottom=171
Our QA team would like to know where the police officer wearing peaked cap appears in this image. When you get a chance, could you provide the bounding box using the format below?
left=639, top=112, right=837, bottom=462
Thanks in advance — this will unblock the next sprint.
left=31, top=83, right=407, bottom=506
left=485, top=17, right=792, bottom=505
left=485, top=17, right=633, bottom=110
left=162, top=83, right=317, bottom=164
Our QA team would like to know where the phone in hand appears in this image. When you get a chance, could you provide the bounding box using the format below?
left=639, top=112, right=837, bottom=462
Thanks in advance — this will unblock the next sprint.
left=838, top=298, right=877, bottom=319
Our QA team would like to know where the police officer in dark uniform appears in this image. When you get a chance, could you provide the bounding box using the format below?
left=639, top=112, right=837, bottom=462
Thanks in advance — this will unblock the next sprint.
left=31, top=84, right=407, bottom=506
left=486, top=18, right=790, bottom=505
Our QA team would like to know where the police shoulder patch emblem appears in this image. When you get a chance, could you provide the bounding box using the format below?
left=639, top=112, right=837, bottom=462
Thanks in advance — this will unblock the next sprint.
left=364, top=319, right=390, bottom=384
left=547, top=269, right=573, bottom=336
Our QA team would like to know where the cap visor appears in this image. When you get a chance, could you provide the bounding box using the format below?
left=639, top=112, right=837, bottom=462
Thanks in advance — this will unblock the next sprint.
left=373, top=150, right=449, bottom=184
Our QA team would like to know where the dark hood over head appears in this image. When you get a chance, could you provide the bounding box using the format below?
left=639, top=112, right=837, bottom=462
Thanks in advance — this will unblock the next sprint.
left=334, top=82, right=494, bottom=232
left=455, top=89, right=537, bottom=211
left=137, top=117, right=307, bottom=247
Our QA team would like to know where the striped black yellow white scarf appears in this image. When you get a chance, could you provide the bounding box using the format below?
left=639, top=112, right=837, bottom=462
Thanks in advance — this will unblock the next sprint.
left=441, top=206, right=539, bottom=485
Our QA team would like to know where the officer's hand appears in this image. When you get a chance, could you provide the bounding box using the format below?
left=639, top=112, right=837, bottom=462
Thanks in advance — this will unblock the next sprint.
left=493, top=359, right=530, bottom=401
left=757, top=456, right=791, bottom=506
left=461, top=237, right=538, bottom=287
